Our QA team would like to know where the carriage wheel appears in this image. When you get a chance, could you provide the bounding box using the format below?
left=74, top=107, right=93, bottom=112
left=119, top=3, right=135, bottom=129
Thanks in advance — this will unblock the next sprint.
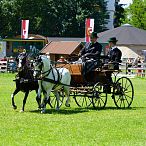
left=113, top=77, right=134, bottom=108
left=73, top=86, right=93, bottom=108
left=92, top=82, right=107, bottom=109
left=49, top=91, right=64, bottom=108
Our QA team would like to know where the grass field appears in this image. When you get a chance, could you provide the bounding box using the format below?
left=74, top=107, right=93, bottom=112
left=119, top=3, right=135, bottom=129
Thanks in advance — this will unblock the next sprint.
left=0, top=73, right=146, bottom=146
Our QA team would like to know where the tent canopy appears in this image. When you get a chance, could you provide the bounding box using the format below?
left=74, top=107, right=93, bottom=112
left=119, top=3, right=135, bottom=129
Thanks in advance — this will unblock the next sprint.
left=118, top=46, right=139, bottom=59
left=98, top=24, right=146, bottom=45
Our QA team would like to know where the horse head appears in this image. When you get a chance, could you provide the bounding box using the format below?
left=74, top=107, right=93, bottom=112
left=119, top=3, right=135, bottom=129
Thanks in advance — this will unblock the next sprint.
left=33, top=55, right=50, bottom=78
left=17, top=53, right=28, bottom=71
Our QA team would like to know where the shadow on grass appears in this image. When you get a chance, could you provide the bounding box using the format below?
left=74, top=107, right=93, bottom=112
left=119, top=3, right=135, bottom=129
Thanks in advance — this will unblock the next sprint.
left=88, top=106, right=146, bottom=111
left=29, top=106, right=146, bottom=114
left=129, top=106, right=146, bottom=110
left=102, top=106, right=146, bottom=110
left=29, top=107, right=90, bottom=115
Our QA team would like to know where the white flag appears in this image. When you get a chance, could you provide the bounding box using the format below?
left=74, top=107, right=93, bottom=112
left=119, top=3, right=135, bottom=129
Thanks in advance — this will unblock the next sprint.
left=85, top=18, right=94, bottom=42
left=21, top=20, right=29, bottom=39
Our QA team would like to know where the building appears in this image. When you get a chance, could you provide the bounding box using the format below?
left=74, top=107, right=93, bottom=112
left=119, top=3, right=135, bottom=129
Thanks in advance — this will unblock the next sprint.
left=98, top=24, right=146, bottom=60
left=105, top=0, right=119, bottom=30
left=41, top=41, right=84, bottom=62
left=3, top=34, right=48, bottom=57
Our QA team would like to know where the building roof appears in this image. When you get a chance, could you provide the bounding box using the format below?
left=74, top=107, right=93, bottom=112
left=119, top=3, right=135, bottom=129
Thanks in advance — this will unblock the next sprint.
left=4, top=34, right=48, bottom=43
left=98, top=24, right=146, bottom=45
left=41, top=41, right=83, bottom=55
left=47, top=37, right=84, bottom=42
left=15, top=34, right=47, bottom=40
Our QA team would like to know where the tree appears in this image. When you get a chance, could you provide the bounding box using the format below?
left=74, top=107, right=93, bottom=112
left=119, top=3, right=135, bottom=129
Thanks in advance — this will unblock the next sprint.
left=114, top=2, right=125, bottom=28
left=123, top=0, right=146, bottom=30
left=0, top=0, right=108, bottom=38
left=0, top=0, right=19, bottom=37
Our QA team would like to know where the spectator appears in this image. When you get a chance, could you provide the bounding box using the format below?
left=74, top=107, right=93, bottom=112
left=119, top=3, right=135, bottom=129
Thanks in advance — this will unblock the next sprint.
left=57, top=56, right=68, bottom=63
left=127, top=58, right=133, bottom=75
left=137, top=57, right=142, bottom=77
left=141, top=59, right=145, bottom=77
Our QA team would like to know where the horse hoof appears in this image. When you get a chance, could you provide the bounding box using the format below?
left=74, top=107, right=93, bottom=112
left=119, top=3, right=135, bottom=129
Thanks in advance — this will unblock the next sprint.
left=41, top=109, right=46, bottom=114
left=65, top=103, right=70, bottom=107
left=13, top=106, right=17, bottom=110
left=20, top=110, right=24, bottom=113
left=56, top=107, right=60, bottom=111
left=38, top=107, right=41, bottom=110
left=38, top=106, right=41, bottom=110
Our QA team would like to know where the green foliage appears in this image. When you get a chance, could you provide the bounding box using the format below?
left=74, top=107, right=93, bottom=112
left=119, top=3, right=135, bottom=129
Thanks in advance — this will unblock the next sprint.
left=114, top=2, right=125, bottom=28
left=0, top=73, right=145, bottom=145
left=123, top=0, right=146, bottom=30
left=0, top=0, right=108, bottom=38
left=0, top=0, right=19, bottom=37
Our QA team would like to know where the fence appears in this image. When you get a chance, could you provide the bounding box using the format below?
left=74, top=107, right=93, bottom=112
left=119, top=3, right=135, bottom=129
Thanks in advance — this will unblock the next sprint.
left=0, top=60, right=7, bottom=72
left=126, top=63, right=146, bottom=77
left=0, top=59, right=17, bottom=73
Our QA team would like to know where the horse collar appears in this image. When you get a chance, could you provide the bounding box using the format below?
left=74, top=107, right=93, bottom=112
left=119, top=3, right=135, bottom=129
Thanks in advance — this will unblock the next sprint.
left=40, top=65, right=52, bottom=79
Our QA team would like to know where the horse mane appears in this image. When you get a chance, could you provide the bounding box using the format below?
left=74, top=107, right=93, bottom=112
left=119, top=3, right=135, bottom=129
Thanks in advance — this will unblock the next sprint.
left=16, top=54, right=34, bottom=80
left=41, top=55, right=51, bottom=71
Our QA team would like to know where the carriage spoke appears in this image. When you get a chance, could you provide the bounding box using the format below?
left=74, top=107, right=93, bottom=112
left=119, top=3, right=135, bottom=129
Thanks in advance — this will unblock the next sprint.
left=119, top=98, right=123, bottom=108
left=100, top=96, right=106, bottom=104
left=124, top=95, right=130, bottom=105
left=122, top=98, right=126, bottom=108
left=82, top=97, right=85, bottom=107
left=92, top=83, right=107, bottom=109
left=74, top=92, right=92, bottom=108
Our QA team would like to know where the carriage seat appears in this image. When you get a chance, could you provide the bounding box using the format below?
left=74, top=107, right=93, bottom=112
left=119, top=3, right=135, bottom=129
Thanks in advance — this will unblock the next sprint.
left=103, top=62, right=120, bottom=70
left=56, top=63, right=82, bottom=75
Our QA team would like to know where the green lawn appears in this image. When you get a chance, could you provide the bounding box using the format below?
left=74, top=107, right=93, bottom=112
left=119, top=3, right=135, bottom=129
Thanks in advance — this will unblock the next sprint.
left=0, top=73, right=145, bottom=146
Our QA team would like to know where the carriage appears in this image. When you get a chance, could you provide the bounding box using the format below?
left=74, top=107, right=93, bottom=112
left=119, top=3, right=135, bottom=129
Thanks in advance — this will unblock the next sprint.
left=12, top=53, right=134, bottom=113
left=50, top=57, right=134, bottom=110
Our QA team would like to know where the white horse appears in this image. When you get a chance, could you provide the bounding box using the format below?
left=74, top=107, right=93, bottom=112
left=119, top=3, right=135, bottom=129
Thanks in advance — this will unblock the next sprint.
left=33, top=55, right=71, bottom=113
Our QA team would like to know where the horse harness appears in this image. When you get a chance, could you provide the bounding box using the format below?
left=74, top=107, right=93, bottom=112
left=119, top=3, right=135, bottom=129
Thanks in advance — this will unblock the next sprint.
left=38, top=64, right=70, bottom=90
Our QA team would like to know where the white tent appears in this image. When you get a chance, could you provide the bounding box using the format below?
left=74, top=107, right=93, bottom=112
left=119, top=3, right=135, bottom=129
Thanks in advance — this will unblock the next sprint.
left=118, top=46, right=139, bottom=60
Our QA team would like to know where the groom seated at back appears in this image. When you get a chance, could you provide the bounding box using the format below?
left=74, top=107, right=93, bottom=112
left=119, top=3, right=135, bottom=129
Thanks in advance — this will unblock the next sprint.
left=79, top=32, right=102, bottom=78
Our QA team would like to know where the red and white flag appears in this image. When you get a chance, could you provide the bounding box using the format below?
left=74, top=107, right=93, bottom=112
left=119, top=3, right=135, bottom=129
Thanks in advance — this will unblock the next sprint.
left=21, top=20, right=29, bottom=39
left=85, top=18, right=94, bottom=42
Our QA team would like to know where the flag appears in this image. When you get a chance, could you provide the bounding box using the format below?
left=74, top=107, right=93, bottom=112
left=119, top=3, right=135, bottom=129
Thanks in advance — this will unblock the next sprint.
left=21, top=20, right=29, bottom=39
left=85, top=18, right=94, bottom=42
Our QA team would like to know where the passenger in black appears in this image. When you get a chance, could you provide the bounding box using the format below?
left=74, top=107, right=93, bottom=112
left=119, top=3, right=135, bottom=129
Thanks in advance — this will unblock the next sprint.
left=107, top=37, right=122, bottom=64
left=105, top=37, right=122, bottom=93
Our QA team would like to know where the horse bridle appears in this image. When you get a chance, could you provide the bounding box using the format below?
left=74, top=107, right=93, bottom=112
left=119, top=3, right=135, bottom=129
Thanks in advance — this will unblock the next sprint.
left=17, top=55, right=28, bottom=71
left=34, top=57, right=52, bottom=79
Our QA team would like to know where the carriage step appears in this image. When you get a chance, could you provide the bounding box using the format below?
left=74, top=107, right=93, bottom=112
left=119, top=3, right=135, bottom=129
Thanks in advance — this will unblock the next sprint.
left=70, top=87, right=93, bottom=90
left=70, top=89, right=93, bottom=94
left=71, top=90, right=88, bottom=93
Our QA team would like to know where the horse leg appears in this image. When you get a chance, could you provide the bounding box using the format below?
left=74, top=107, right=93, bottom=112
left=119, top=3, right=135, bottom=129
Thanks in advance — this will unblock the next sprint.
left=11, top=88, right=20, bottom=110
left=20, top=91, right=29, bottom=112
left=54, top=90, right=60, bottom=111
left=41, top=88, right=52, bottom=113
left=64, top=86, right=70, bottom=107
left=40, top=95, right=48, bottom=114
left=35, top=90, right=41, bottom=109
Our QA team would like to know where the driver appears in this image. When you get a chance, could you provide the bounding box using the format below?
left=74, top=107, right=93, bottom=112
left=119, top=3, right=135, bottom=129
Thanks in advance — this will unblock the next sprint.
left=79, top=31, right=102, bottom=59
left=79, top=32, right=102, bottom=77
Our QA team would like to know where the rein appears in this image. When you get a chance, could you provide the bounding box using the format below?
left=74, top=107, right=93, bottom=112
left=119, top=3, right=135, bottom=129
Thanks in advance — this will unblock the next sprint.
left=41, top=77, right=70, bottom=87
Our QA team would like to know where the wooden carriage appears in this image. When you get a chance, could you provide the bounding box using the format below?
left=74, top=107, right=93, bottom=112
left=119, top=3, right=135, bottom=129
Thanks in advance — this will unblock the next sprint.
left=56, top=63, right=113, bottom=85
left=55, top=62, right=134, bottom=109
